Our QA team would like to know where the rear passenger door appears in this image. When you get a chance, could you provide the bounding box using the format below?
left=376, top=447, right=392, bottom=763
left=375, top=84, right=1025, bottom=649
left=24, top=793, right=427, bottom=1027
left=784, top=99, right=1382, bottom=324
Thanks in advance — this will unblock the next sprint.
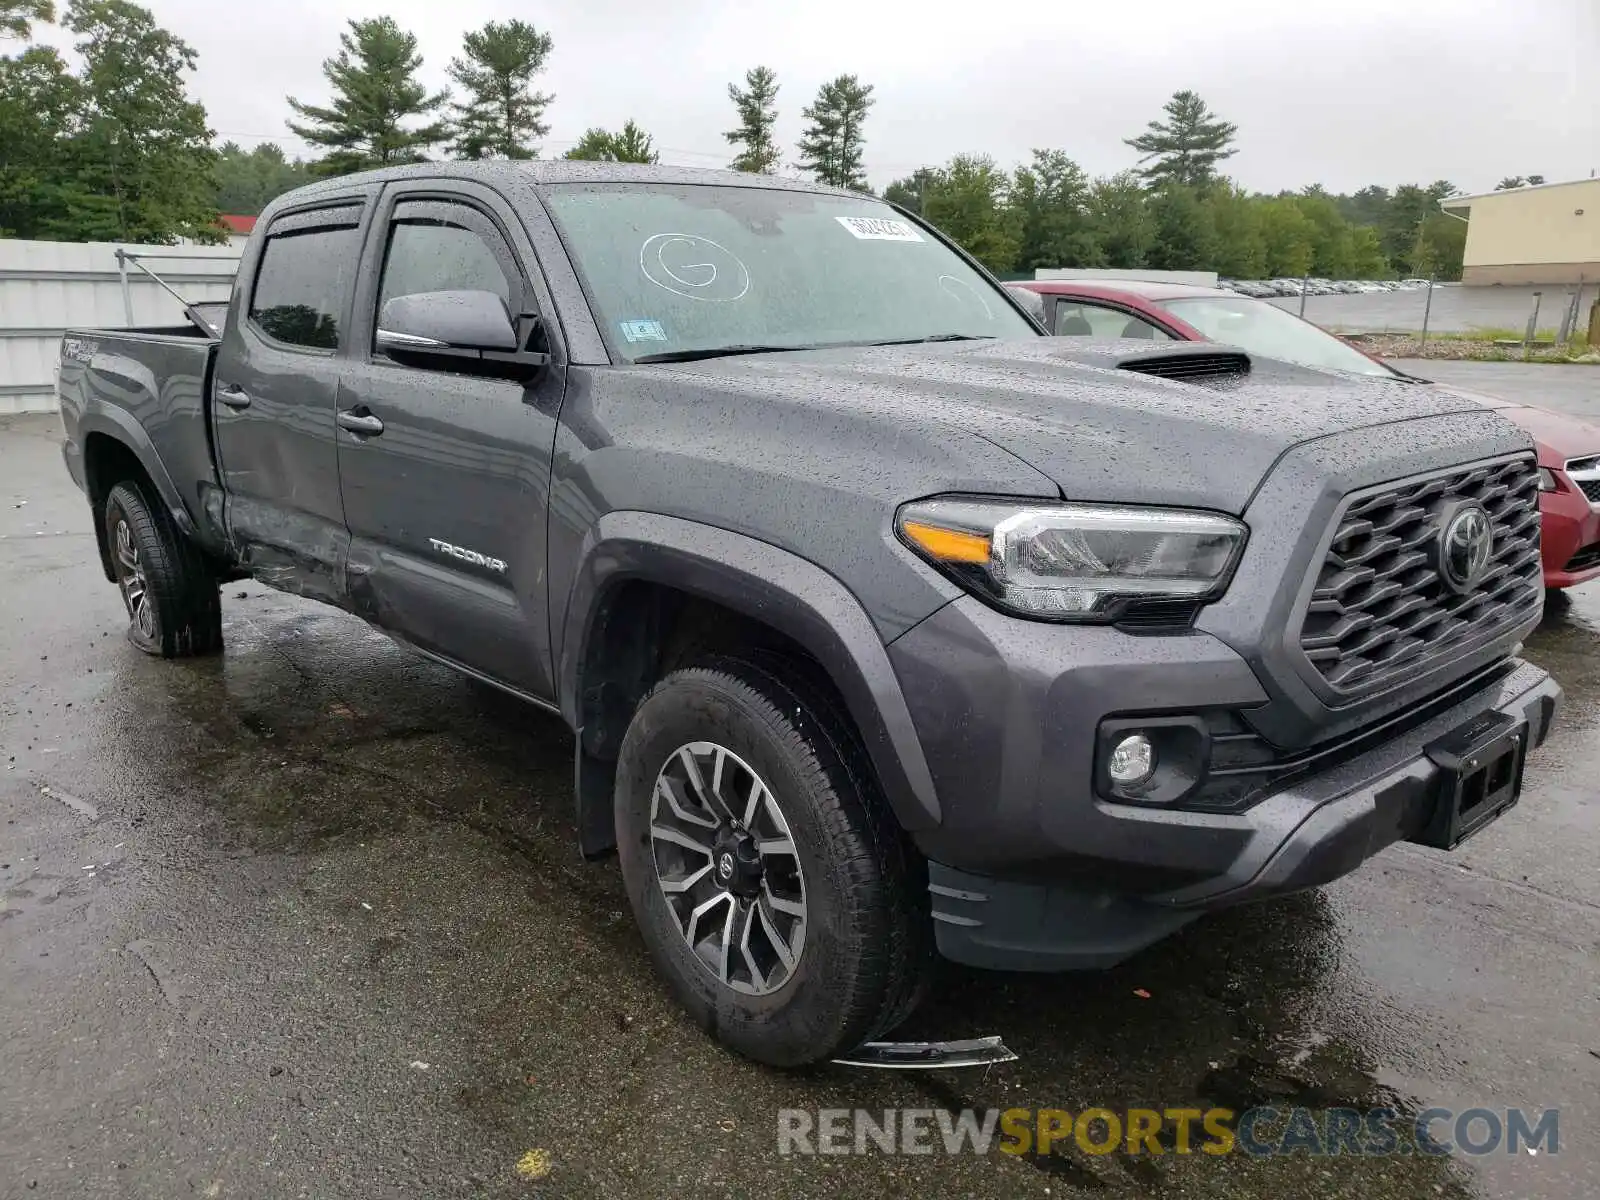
left=335, top=184, right=567, bottom=700
left=212, top=198, right=371, bottom=597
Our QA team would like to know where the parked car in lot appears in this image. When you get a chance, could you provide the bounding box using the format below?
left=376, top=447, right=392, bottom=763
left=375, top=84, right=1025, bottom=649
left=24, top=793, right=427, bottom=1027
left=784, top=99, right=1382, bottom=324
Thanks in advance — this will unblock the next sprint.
left=56, top=163, right=1561, bottom=1067
left=1010, top=279, right=1600, bottom=589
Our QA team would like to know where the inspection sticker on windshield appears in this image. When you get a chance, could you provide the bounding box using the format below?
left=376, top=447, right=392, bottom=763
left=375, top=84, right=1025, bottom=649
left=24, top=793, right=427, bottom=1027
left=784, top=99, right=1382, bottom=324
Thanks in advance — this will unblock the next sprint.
left=618, top=319, right=668, bottom=343
left=836, top=216, right=923, bottom=242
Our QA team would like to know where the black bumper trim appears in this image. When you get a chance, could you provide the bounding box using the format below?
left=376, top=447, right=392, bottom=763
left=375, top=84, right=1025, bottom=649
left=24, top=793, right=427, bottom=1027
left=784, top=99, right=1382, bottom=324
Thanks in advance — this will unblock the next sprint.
left=928, top=666, right=1561, bottom=972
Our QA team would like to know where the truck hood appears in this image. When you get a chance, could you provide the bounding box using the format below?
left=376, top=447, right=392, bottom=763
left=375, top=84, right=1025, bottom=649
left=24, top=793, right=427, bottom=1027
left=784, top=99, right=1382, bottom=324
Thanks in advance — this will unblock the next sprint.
left=645, top=338, right=1503, bottom=513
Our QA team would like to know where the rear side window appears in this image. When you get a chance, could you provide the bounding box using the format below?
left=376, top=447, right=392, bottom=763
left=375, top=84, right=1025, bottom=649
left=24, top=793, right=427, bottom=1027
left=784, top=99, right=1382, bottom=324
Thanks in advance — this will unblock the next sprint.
left=249, top=224, right=360, bottom=350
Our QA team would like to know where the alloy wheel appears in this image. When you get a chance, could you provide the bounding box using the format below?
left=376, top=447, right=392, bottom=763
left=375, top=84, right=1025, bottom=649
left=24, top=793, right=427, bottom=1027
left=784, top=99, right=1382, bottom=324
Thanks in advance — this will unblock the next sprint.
left=649, top=741, right=807, bottom=995
left=112, top=516, right=156, bottom=640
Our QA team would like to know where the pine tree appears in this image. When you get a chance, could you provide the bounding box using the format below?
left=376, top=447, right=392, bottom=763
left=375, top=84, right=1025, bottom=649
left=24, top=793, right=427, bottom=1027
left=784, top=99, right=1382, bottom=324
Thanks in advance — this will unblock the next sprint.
left=447, top=19, right=553, bottom=160
left=1, top=0, right=53, bottom=39
left=1124, top=90, right=1237, bottom=189
left=725, top=65, right=780, bottom=174
left=796, top=74, right=874, bottom=190
left=287, top=17, right=448, bottom=176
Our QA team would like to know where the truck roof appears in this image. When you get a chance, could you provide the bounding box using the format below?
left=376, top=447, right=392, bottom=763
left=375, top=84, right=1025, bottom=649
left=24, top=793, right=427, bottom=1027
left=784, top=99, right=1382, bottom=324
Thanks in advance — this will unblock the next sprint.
left=279, top=161, right=864, bottom=207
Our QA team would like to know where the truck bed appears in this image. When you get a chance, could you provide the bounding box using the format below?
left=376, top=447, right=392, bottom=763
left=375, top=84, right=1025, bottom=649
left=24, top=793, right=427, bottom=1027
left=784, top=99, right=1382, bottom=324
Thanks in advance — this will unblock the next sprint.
left=57, top=326, right=222, bottom=542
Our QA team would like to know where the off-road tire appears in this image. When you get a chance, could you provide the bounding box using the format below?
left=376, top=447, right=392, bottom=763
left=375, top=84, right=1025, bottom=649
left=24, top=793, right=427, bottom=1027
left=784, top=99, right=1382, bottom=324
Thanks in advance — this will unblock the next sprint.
left=615, top=656, right=931, bottom=1067
left=103, top=480, right=223, bottom=658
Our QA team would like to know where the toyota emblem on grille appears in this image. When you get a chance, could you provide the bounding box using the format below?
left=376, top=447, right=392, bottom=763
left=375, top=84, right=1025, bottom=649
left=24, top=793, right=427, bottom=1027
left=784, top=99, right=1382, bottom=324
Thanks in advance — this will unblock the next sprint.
left=1436, top=501, right=1494, bottom=592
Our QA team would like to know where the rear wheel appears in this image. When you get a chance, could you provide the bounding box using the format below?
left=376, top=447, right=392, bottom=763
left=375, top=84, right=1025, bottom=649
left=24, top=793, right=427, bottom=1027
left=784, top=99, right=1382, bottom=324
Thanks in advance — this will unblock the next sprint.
left=615, top=658, right=930, bottom=1066
left=103, top=481, right=223, bottom=658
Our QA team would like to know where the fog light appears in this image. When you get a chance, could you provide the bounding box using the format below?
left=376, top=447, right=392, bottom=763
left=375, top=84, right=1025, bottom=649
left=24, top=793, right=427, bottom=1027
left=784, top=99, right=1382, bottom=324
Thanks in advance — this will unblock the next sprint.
left=1108, top=733, right=1156, bottom=786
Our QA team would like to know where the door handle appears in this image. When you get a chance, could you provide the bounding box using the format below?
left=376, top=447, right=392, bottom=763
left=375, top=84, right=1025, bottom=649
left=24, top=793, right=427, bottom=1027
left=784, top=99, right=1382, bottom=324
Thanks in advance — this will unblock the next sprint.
left=216, top=383, right=252, bottom=409
left=336, top=408, right=385, bottom=437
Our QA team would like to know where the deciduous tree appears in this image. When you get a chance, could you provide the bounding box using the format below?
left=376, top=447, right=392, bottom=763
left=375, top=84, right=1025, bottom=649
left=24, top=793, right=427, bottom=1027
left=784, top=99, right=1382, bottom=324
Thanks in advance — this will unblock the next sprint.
left=921, top=154, right=1019, bottom=273
left=562, top=120, right=657, bottom=163
left=725, top=65, right=779, bottom=174
left=287, top=17, right=448, bottom=175
left=0, top=45, right=81, bottom=237
left=1145, top=184, right=1220, bottom=270
left=882, top=167, right=941, bottom=217
left=1204, top=183, right=1266, bottom=279
left=447, top=19, right=553, bottom=160
left=58, top=0, right=220, bottom=243
left=1010, top=149, right=1100, bottom=270
left=1086, top=172, right=1155, bottom=268
left=796, top=74, right=874, bottom=190
left=1255, top=195, right=1316, bottom=277
left=214, top=141, right=311, bottom=215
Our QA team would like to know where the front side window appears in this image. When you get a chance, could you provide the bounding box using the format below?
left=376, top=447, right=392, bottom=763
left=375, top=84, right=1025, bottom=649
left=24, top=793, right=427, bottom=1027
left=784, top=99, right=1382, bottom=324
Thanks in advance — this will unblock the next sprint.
left=543, top=183, right=1037, bottom=361
left=1054, top=302, right=1170, bottom=341
left=378, top=216, right=512, bottom=312
left=249, top=225, right=359, bottom=350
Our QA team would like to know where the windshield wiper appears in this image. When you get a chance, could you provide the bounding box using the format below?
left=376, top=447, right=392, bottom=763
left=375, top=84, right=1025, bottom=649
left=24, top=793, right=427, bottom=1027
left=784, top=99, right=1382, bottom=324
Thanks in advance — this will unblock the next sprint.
left=632, top=344, right=821, bottom=364
left=866, top=333, right=996, bottom=347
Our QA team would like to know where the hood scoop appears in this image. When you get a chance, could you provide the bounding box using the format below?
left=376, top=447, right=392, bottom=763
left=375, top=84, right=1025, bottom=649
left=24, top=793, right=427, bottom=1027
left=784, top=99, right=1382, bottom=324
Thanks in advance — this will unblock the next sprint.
left=1041, top=338, right=1253, bottom=386
left=1119, top=349, right=1251, bottom=383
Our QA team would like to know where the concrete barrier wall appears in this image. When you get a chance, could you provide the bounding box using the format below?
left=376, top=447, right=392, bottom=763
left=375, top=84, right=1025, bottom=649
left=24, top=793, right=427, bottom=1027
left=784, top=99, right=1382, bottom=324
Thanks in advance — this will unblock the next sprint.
left=0, top=239, right=240, bottom=415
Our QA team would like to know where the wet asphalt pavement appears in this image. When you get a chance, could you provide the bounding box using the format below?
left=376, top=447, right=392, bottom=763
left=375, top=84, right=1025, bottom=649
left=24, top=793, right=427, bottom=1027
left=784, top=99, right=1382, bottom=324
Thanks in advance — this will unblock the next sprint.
left=3, top=385, right=1599, bottom=1199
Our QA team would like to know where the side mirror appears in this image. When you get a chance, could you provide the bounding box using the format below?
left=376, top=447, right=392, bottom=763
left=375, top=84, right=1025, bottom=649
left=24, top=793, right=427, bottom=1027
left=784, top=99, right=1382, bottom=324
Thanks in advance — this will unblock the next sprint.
left=376, top=289, right=518, bottom=353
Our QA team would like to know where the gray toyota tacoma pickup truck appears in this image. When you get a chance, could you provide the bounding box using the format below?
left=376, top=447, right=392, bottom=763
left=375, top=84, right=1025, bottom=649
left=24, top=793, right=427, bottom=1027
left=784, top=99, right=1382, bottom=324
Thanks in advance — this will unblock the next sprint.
left=56, top=163, right=1560, bottom=1066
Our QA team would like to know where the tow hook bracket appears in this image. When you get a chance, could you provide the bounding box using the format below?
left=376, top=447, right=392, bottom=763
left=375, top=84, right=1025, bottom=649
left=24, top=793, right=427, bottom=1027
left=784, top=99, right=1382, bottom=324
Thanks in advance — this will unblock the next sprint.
left=831, top=1035, right=1017, bottom=1070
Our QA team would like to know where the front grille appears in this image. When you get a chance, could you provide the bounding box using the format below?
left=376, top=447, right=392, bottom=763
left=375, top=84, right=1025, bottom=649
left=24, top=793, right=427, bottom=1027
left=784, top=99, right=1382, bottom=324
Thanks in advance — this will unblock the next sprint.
left=1297, top=456, right=1542, bottom=695
left=1567, top=455, right=1600, bottom=503
left=1119, top=352, right=1250, bottom=383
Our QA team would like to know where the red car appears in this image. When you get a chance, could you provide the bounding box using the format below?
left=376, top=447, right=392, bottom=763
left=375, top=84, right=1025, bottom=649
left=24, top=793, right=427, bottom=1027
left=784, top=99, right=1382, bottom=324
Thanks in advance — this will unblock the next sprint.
left=1008, top=279, right=1600, bottom=590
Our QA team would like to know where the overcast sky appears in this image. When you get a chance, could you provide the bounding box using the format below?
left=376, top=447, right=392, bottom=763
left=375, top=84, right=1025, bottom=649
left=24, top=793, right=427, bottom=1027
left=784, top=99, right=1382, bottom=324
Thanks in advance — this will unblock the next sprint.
left=42, top=0, right=1600, bottom=194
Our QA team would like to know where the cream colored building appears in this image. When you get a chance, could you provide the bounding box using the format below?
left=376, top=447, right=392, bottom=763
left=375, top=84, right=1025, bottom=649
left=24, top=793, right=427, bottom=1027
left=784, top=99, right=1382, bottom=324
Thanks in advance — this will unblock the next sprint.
left=1442, top=178, right=1600, bottom=285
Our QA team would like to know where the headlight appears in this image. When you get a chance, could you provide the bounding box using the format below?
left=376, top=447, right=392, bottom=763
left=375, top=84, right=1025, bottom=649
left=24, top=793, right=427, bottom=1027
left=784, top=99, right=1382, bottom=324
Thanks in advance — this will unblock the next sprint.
left=1537, top=468, right=1558, bottom=492
left=897, top=498, right=1247, bottom=622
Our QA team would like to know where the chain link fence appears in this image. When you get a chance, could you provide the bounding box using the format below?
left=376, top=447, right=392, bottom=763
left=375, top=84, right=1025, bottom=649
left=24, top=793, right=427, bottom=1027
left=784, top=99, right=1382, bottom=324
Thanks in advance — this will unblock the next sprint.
left=1262, top=280, right=1595, bottom=361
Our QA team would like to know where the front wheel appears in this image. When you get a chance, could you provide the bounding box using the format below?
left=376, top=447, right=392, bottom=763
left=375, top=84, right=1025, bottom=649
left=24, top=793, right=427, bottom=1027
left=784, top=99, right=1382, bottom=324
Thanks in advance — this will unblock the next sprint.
left=103, top=481, right=223, bottom=658
left=614, top=659, right=929, bottom=1067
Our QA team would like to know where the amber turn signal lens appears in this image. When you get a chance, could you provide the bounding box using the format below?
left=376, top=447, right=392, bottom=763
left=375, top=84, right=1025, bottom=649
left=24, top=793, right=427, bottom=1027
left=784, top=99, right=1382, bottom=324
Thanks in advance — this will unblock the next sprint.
left=901, top=520, right=991, bottom=564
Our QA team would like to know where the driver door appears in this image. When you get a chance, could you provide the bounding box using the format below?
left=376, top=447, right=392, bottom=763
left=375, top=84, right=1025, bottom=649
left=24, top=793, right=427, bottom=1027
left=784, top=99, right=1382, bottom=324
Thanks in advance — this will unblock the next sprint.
left=335, top=186, right=567, bottom=700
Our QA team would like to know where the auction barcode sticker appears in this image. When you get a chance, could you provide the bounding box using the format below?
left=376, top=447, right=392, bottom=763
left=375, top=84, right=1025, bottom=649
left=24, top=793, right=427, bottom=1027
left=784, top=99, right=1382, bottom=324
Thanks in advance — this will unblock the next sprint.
left=836, top=216, right=923, bottom=242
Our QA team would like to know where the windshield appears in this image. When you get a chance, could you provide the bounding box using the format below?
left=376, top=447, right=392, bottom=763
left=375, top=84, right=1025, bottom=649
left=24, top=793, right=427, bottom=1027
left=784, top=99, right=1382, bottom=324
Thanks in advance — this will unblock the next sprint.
left=543, top=183, right=1037, bottom=362
left=1162, top=296, right=1394, bottom=378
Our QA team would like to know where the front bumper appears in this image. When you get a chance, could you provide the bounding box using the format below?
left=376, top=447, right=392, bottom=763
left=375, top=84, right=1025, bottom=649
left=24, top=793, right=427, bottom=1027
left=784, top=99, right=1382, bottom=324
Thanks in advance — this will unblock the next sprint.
left=887, top=596, right=1560, bottom=971
left=1538, top=482, right=1600, bottom=588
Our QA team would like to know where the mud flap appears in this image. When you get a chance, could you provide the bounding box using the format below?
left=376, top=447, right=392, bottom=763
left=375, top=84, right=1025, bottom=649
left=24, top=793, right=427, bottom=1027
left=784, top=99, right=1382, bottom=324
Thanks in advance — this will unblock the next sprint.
left=575, top=738, right=618, bottom=860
